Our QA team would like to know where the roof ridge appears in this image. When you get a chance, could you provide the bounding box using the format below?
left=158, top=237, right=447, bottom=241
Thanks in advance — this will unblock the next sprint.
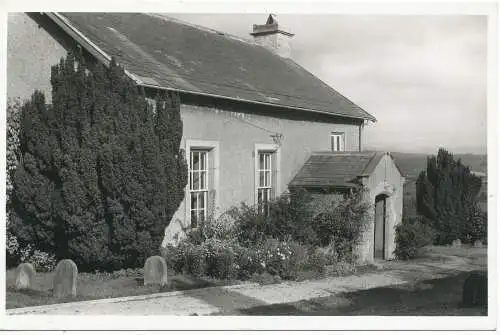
left=145, top=13, right=258, bottom=47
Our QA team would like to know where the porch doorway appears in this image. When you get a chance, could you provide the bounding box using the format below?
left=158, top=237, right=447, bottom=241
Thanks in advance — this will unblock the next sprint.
left=374, top=194, right=388, bottom=260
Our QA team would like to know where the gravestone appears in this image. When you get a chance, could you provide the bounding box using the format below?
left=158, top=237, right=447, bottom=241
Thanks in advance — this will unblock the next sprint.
left=53, top=259, right=78, bottom=298
left=15, top=263, right=36, bottom=290
left=474, top=240, right=483, bottom=248
left=462, top=271, right=487, bottom=307
left=144, top=256, right=168, bottom=287
left=452, top=239, right=462, bottom=248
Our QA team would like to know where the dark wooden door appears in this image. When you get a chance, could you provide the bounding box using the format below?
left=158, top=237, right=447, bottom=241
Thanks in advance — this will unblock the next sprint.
left=374, top=195, right=386, bottom=259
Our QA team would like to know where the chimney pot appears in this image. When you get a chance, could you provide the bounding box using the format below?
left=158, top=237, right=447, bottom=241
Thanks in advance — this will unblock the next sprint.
left=250, top=14, right=294, bottom=58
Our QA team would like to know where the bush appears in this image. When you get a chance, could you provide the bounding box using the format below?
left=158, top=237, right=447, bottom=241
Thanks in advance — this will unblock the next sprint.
left=227, top=190, right=317, bottom=246
left=303, top=247, right=329, bottom=274
left=7, top=232, right=57, bottom=272
left=175, top=241, right=205, bottom=277
left=254, top=238, right=309, bottom=280
left=466, top=206, right=487, bottom=244
left=394, top=216, right=435, bottom=260
left=202, top=238, right=237, bottom=280
left=314, top=242, right=338, bottom=266
left=26, top=249, right=57, bottom=272
left=232, top=245, right=263, bottom=280
left=161, top=244, right=185, bottom=274
left=227, top=203, right=268, bottom=246
left=187, top=212, right=238, bottom=245
left=166, top=190, right=370, bottom=281
left=311, top=190, right=370, bottom=261
left=265, top=190, right=317, bottom=245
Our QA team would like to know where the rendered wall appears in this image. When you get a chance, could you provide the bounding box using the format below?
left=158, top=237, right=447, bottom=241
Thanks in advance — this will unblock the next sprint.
left=8, top=13, right=69, bottom=102
left=163, top=103, right=362, bottom=245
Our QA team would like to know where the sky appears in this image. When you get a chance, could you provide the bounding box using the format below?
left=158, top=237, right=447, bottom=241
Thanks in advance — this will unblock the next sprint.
left=166, top=14, right=488, bottom=155
left=7, top=13, right=488, bottom=155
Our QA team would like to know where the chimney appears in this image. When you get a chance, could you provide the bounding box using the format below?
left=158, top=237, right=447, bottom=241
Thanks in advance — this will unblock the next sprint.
left=250, top=14, right=294, bottom=58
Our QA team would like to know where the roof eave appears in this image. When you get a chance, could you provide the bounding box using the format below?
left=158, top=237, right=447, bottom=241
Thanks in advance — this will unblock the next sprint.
left=140, top=82, right=377, bottom=122
left=289, top=183, right=360, bottom=191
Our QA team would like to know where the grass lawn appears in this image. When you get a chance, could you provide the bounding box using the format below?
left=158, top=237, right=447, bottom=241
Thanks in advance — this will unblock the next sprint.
left=228, top=270, right=487, bottom=316
left=5, top=270, right=239, bottom=309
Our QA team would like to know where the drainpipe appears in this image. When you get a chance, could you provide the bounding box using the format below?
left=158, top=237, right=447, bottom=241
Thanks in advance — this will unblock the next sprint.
left=359, top=121, right=364, bottom=152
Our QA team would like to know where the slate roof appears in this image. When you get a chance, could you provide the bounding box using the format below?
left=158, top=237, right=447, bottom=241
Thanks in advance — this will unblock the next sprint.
left=47, top=12, right=376, bottom=121
left=289, top=151, right=386, bottom=189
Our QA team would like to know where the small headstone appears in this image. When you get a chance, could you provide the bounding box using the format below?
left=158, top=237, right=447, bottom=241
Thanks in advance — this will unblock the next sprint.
left=474, top=240, right=483, bottom=248
left=462, top=271, right=487, bottom=307
left=53, top=259, right=78, bottom=298
left=15, top=263, right=36, bottom=290
left=144, top=255, right=168, bottom=287
left=452, top=239, right=462, bottom=248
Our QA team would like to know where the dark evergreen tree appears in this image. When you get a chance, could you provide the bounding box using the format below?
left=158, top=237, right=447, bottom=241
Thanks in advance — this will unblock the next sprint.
left=416, top=148, right=483, bottom=245
left=10, top=53, right=187, bottom=271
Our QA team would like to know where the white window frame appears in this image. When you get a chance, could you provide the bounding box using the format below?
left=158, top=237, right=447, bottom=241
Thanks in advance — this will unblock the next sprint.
left=185, top=140, right=219, bottom=228
left=189, top=149, right=209, bottom=227
left=331, top=132, right=345, bottom=152
left=254, top=143, right=281, bottom=211
left=257, top=151, right=273, bottom=211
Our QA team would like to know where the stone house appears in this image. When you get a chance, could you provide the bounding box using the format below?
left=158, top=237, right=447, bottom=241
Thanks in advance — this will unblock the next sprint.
left=8, top=12, right=404, bottom=262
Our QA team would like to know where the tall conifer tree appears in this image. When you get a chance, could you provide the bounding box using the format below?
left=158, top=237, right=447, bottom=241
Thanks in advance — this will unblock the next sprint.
left=11, top=53, right=187, bottom=270
left=416, top=148, right=483, bottom=244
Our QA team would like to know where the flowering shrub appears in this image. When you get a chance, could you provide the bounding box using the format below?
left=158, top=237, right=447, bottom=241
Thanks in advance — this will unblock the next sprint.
left=187, top=212, right=239, bottom=245
left=172, top=241, right=206, bottom=277
left=254, top=238, right=309, bottom=280
left=7, top=228, right=57, bottom=272
left=167, top=189, right=370, bottom=281
left=230, top=244, right=263, bottom=280
left=202, top=238, right=237, bottom=279
left=16, top=244, right=57, bottom=272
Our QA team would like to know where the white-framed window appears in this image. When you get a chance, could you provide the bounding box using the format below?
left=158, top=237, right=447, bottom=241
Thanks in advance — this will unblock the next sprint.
left=331, top=133, right=345, bottom=152
left=185, top=140, right=219, bottom=229
left=257, top=151, right=273, bottom=213
left=189, top=149, right=209, bottom=227
left=254, top=143, right=280, bottom=215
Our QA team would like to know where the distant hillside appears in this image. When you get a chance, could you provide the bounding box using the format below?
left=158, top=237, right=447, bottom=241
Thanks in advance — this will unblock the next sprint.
left=390, top=152, right=487, bottom=181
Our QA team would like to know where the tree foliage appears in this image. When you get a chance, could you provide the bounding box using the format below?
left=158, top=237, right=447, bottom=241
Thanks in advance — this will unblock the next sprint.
left=416, top=148, right=483, bottom=245
left=394, top=215, right=435, bottom=260
left=6, top=98, right=22, bottom=265
left=6, top=97, right=22, bottom=197
left=10, top=53, right=187, bottom=271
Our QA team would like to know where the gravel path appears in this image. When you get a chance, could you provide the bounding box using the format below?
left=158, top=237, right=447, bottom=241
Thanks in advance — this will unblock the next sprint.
left=8, top=253, right=484, bottom=316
